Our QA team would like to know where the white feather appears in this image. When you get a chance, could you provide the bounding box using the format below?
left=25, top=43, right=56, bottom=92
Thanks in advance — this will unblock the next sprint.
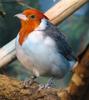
left=35, top=18, right=47, bottom=31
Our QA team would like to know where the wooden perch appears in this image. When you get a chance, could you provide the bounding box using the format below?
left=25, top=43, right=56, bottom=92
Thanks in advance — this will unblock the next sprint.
left=0, top=0, right=88, bottom=67
left=67, top=44, right=89, bottom=100
left=0, top=44, right=89, bottom=100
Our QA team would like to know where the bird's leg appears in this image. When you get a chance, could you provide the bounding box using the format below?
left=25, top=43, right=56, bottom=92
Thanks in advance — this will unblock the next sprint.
left=38, top=77, right=55, bottom=90
left=23, top=75, right=37, bottom=88
left=44, top=77, right=55, bottom=88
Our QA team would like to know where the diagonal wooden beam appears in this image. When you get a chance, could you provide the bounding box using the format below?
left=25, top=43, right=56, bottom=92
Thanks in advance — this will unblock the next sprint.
left=0, top=0, right=88, bottom=67
left=45, top=0, right=89, bottom=25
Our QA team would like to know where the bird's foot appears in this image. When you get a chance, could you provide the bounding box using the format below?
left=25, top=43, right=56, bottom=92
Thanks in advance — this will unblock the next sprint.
left=22, top=75, right=37, bottom=88
left=38, top=78, right=55, bottom=90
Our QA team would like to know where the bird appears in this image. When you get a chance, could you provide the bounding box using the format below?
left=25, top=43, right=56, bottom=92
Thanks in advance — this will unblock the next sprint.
left=15, top=9, right=76, bottom=88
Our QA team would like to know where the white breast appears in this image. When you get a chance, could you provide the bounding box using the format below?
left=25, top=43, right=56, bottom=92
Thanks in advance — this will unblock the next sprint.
left=16, top=19, right=70, bottom=78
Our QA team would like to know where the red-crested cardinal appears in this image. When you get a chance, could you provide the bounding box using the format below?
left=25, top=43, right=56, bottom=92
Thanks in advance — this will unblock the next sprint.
left=15, top=9, right=76, bottom=88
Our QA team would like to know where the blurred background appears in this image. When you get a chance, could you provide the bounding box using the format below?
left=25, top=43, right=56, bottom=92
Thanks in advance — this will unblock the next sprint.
left=0, top=0, right=89, bottom=88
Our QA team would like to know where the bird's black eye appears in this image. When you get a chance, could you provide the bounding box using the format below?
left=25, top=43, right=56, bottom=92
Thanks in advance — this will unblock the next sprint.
left=29, top=14, right=36, bottom=19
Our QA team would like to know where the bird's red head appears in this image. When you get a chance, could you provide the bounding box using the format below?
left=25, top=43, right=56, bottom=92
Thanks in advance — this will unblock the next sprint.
left=15, top=9, right=48, bottom=45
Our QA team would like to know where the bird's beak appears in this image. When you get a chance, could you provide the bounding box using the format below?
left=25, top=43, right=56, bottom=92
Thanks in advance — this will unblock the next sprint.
left=14, top=13, right=28, bottom=21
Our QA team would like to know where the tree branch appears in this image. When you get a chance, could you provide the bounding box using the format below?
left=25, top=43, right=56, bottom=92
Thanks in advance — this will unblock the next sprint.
left=67, top=44, right=89, bottom=100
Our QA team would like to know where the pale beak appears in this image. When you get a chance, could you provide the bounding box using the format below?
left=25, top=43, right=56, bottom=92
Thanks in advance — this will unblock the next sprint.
left=15, top=13, right=28, bottom=21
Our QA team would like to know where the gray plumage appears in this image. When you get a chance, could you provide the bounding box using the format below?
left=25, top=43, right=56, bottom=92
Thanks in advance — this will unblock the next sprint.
left=44, top=20, right=76, bottom=61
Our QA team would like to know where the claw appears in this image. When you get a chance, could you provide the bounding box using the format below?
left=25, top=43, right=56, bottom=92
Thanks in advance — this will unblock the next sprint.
left=38, top=78, right=55, bottom=90
left=22, top=75, right=37, bottom=88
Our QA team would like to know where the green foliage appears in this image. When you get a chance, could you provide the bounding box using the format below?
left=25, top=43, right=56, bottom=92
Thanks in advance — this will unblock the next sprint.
left=0, top=0, right=22, bottom=47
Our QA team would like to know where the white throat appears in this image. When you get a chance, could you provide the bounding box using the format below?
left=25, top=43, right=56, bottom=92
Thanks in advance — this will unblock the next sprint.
left=35, top=18, right=47, bottom=31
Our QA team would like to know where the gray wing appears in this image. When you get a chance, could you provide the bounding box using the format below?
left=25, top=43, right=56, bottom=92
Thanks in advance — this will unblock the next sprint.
left=44, top=21, right=76, bottom=61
